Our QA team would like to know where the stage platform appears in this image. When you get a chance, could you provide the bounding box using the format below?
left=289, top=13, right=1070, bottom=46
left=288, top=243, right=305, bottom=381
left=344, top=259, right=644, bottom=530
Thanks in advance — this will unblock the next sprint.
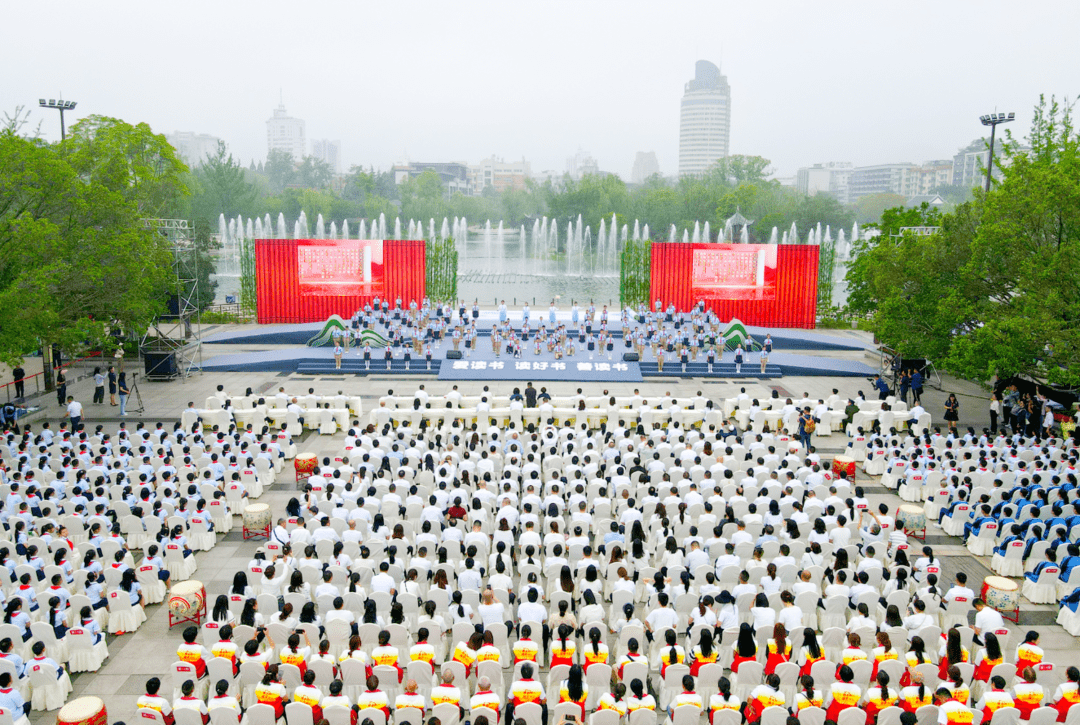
left=202, top=315, right=871, bottom=352
left=196, top=345, right=878, bottom=380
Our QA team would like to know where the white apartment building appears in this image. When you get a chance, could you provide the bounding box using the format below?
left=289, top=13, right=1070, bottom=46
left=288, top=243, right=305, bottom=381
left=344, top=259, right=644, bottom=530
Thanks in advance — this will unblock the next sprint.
left=678, top=60, right=731, bottom=177
left=266, top=102, right=306, bottom=160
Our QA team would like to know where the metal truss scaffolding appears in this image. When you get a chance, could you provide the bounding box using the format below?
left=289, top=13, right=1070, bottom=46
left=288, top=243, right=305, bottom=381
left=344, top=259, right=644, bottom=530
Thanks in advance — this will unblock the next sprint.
left=140, top=218, right=202, bottom=379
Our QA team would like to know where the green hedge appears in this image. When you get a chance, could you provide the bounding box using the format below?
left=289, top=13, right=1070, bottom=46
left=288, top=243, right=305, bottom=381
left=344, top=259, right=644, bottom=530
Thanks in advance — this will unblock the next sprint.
left=426, top=237, right=459, bottom=302
left=620, top=238, right=651, bottom=308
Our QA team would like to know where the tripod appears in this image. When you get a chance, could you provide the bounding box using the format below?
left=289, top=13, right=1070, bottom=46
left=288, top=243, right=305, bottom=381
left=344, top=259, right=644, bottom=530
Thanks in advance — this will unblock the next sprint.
left=128, top=372, right=146, bottom=414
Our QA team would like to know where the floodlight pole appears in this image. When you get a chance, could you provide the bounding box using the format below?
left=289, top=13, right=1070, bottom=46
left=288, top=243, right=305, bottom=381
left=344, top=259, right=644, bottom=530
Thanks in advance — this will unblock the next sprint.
left=980, top=112, right=1014, bottom=193
left=39, top=97, right=78, bottom=141
left=37, top=96, right=79, bottom=392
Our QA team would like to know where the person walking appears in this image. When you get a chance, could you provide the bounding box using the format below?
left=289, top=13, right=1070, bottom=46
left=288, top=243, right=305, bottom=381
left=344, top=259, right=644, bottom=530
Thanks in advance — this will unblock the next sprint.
left=65, top=396, right=83, bottom=430
left=55, top=367, right=67, bottom=406
left=108, top=366, right=118, bottom=406
left=92, top=367, right=105, bottom=405
left=989, top=393, right=1001, bottom=434
left=898, top=370, right=911, bottom=405
left=943, top=393, right=959, bottom=434
left=11, top=365, right=24, bottom=400
left=910, top=369, right=924, bottom=404
left=118, top=372, right=130, bottom=417
left=798, top=407, right=815, bottom=451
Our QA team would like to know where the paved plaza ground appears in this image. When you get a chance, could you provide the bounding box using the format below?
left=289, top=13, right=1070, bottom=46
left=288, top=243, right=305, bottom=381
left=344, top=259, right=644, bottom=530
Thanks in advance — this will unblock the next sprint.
left=3, top=324, right=1060, bottom=725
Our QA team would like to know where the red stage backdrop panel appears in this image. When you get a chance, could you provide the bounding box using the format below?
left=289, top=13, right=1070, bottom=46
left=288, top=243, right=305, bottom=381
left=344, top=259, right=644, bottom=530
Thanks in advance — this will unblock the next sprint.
left=255, top=239, right=426, bottom=323
left=650, top=242, right=819, bottom=328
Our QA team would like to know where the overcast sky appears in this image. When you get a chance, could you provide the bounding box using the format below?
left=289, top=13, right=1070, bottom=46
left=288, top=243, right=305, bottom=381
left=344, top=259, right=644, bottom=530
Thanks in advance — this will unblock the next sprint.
left=6, top=1, right=1078, bottom=180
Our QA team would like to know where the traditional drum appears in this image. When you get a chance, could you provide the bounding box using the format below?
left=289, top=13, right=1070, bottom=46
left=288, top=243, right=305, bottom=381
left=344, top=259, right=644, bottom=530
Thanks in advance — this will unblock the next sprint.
left=168, top=581, right=205, bottom=628
left=243, top=503, right=271, bottom=541
left=832, top=455, right=857, bottom=480
left=294, top=452, right=317, bottom=482
left=57, top=696, right=108, bottom=725
left=896, top=505, right=927, bottom=540
left=982, top=576, right=1020, bottom=622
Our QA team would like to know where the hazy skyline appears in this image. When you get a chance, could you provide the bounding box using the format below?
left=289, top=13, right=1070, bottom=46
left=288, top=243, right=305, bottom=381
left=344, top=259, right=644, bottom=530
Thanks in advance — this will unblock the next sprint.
left=6, top=0, right=1078, bottom=180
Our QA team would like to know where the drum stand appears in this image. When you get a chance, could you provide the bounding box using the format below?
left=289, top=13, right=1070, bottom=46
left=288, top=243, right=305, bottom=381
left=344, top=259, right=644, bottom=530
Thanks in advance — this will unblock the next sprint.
left=243, top=518, right=270, bottom=541
left=168, top=585, right=206, bottom=629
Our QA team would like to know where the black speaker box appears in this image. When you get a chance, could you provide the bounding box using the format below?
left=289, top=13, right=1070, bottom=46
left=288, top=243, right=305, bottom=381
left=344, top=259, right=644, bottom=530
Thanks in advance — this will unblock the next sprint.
left=623, top=352, right=640, bottom=362
left=446, top=350, right=463, bottom=359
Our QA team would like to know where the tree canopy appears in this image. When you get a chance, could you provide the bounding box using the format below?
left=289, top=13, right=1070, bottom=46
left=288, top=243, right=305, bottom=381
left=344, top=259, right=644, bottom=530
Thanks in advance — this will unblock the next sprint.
left=846, top=96, right=1080, bottom=387
left=0, top=114, right=188, bottom=363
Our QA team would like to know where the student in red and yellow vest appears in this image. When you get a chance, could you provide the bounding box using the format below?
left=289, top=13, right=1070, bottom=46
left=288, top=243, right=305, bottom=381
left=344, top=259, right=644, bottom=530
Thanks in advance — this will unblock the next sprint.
left=870, top=632, right=900, bottom=681
left=799, top=629, right=825, bottom=678
left=173, top=679, right=209, bottom=725
left=616, top=638, right=648, bottom=679
left=550, top=624, right=576, bottom=669
left=320, top=680, right=357, bottom=725
left=731, top=623, right=758, bottom=675
left=974, top=676, right=1015, bottom=724
left=474, top=631, right=503, bottom=669
left=626, top=678, right=656, bottom=715
left=667, top=674, right=704, bottom=720
left=1052, top=667, right=1080, bottom=722
left=558, top=664, right=590, bottom=721
left=1015, top=632, right=1044, bottom=676
left=795, top=675, right=823, bottom=712
left=470, top=676, right=502, bottom=722
left=864, top=672, right=900, bottom=723
left=279, top=631, right=312, bottom=678
left=507, top=662, right=547, bottom=725
left=581, top=627, right=609, bottom=672
left=972, top=632, right=1004, bottom=685
left=764, top=624, right=792, bottom=676
left=431, top=669, right=464, bottom=721
left=176, top=626, right=210, bottom=679
left=935, top=686, right=975, bottom=725
left=939, top=629, right=970, bottom=681
left=254, top=666, right=288, bottom=720
left=513, top=625, right=540, bottom=665
left=356, top=675, right=390, bottom=720
left=292, top=670, right=324, bottom=722
left=395, top=678, right=426, bottom=718
left=658, top=629, right=685, bottom=678
left=709, top=676, right=741, bottom=725
left=942, top=665, right=970, bottom=707
left=410, top=628, right=436, bottom=674
left=371, top=630, right=402, bottom=683
left=136, top=676, right=174, bottom=725
left=900, top=671, right=934, bottom=713
left=597, top=682, right=629, bottom=719
left=210, top=625, right=239, bottom=676
left=1013, top=667, right=1045, bottom=720
left=826, top=665, right=862, bottom=721
left=747, top=674, right=786, bottom=723
left=689, top=629, right=718, bottom=677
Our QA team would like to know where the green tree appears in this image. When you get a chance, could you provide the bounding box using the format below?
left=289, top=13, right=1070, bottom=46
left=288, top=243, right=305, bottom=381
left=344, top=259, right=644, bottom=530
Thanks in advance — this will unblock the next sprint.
left=854, top=192, right=907, bottom=224
left=187, top=141, right=259, bottom=226
left=297, top=155, right=334, bottom=189
left=264, top=149, right=296, bottom=193
left=0, top=115, right=187, bottom=365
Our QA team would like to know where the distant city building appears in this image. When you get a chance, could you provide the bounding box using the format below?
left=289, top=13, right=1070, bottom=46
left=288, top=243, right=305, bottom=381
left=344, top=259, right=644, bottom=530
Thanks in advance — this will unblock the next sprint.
left=907, top=160, right=953, bottom=195
left=166, top=131, right=224, bottom=167
left=796, top=162, right=853, bottom=203
left=266, top=101, right=306, bottom=160
left=310, top=139, right=341, bottom=173
left=631, top=152, right=660, bottom=184
left=848, top=163, right=917, bottom=200
left=678, top=60, right=731, bottom=177
left=392, top=161, right=470, bottom=196
left=468, top=156, right=531, bottom=195
left=904, top=194, right=947, bottom=209
left=566, top=148, right=599, bottom=180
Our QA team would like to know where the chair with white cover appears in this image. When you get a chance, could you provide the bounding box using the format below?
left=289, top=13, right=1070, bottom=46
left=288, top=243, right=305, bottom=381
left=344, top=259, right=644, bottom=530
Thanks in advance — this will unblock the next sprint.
left=356, top=708, right=387, bottom=725
left=1023, top=568, right=1061, bottom=604
left=209, top=709, right=240, bottom=725
left=139, top=708, right=168, bottom=725
left=136, top=562, right=168, bottom=604
left=878, top=707, right=904, bottom=725
left=243, top=703, right=277, bottom=725
left=659, top=664, right=690, bottom=710
left=29, top=622, right=66, bottom=665
left=967, top=523, right=1000, bottom=557
left=27, top=657, right=72, bottom=711
left=798, top=707, right=827, bottom=725
left=285, top=702, right=315, bottom=725
left=164, top=542, right=197, bottom=581
left=238, top=661, right=265, bottom=707
left=734, top=661, right=763, bottom=701
left=1027, top=708, right=1060, bottom=725
left=761, top=707, right=788, bottom=725
left=837, top=708, right=868, bottom=725
left=629, top=708, right=657, bottom=725
left=64, top=626, right=107, bottom=672
left=515, top=703, right=544, bottom=725
left=432, top=703, right=461, bottom=725
left=106, top=589, right=146, bottom=633
left=172, top=661, right=208, bottom=700
left=175, top=709, right=208, bottom=725
left=673, top=706, right=703, bottom=725
left=322, top=706, right=353, bottom=725
left=188, top=517, right=215, bottom=552
left=991, top=540, right=1026, bottom=577
left=988, top=707, right=1021, bottom=725
left=591, top=710, right=620, bottom=725
left=941, top=597, right=973, bottom=631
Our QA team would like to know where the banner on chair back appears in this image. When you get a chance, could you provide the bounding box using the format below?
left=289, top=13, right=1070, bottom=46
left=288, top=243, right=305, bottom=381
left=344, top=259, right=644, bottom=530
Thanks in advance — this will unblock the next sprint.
left=255, top=239, right=426, bottom=323
left=650, top=242, right=818, bottom=328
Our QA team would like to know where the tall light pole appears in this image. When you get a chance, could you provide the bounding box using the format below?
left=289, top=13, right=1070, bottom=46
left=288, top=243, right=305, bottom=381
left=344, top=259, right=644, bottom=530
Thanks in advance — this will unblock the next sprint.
left=39, top=97, right=78, bottom=141
left=979, top=112, right=1014, bottom=192
left=37, top=97, right=78, bottom=393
